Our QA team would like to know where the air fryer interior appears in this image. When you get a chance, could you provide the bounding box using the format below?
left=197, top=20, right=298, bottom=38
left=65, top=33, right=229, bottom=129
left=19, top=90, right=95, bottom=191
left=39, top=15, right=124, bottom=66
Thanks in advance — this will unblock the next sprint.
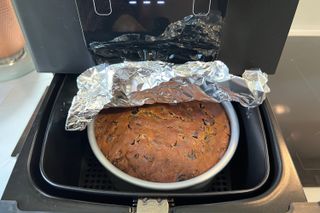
left=36, top=75, right=270, bottom=205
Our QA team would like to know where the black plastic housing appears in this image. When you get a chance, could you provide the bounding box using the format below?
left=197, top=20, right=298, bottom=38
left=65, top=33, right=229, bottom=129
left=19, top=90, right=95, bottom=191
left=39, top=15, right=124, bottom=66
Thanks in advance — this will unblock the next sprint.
left=13, top=0, right=298, bottom=75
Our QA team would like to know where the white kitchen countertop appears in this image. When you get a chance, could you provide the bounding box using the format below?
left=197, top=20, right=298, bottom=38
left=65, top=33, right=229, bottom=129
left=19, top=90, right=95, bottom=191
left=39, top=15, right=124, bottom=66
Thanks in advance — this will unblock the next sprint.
left=0, top=70, right=53, bottom=198
left=0, top=69, right=319, bottom=203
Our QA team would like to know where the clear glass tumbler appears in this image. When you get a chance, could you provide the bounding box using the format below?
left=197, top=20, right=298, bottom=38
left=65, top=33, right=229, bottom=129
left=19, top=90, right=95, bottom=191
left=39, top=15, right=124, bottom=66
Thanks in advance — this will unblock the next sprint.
left=0, top=0, right=34, bottom=82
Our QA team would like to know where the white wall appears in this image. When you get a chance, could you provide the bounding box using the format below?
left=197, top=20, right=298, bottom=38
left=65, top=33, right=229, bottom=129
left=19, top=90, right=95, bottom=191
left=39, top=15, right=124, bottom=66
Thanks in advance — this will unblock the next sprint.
left=289, top=0, right=320, bottom=36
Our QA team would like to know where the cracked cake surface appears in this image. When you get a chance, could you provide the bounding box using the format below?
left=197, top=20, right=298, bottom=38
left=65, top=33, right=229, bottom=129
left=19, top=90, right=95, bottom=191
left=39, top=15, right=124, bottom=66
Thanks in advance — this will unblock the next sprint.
left=94, top=101, right=230, bottom=183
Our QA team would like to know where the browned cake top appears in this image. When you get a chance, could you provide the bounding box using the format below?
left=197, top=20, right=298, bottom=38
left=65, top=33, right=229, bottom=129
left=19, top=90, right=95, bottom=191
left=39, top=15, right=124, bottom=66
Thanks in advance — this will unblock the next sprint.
left=94, top=101, right=230, bottom=183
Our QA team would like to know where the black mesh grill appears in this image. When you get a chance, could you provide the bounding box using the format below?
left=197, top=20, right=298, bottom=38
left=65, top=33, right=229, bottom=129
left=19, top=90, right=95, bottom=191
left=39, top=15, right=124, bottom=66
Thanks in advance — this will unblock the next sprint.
left=207, top=170, right=232, bottom=192
left=78, top=152, right=116, bottom=190
left=78, top=150, right=232, bottom=192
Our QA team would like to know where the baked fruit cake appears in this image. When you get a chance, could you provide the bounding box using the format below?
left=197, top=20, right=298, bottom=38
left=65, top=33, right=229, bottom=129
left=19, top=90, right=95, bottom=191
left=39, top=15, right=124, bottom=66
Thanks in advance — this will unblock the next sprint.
left=94, top=101, right=230, bottom=183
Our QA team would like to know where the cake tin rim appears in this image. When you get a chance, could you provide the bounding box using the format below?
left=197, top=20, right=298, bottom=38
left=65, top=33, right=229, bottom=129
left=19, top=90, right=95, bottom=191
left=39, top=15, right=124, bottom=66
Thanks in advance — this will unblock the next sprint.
left=87, top=101, right=239, bottom=190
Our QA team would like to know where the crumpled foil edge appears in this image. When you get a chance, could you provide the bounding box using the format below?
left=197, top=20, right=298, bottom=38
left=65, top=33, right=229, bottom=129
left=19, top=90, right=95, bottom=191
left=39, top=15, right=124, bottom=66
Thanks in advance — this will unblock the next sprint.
left=65, top=60, right=270, bottom=131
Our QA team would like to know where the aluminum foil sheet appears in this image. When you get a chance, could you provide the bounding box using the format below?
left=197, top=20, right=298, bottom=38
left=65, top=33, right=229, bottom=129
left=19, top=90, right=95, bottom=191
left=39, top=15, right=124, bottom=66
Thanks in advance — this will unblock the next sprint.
left=65, top=61, right=270, bottom=131
left=90, top=13, right=223, bottom=64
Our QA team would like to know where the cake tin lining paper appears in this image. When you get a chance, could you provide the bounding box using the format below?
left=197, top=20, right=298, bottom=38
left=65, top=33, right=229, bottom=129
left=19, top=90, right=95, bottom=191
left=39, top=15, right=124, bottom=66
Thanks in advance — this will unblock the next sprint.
left=65, top=60, right=270, bottom=131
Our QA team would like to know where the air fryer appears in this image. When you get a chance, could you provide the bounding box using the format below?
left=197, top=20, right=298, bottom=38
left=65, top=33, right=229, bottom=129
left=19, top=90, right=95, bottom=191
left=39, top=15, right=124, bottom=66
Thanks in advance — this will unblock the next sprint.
left=0, top=0, right=309, bottom=212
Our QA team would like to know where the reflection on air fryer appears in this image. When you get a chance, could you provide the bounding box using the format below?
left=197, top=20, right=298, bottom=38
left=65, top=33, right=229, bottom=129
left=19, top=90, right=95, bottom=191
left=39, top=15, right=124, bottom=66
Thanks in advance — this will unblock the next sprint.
left=89, top=13, right=223, bottom=64
left=77, top=0, right=220, bottom=34
left=112, top=14, right=147, bottom=32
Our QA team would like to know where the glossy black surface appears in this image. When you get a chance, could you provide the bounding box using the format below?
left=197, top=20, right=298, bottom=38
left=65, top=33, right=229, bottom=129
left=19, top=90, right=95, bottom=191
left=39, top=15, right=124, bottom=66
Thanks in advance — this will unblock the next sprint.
left=76, top=0, right=226, bottom=42
left=13, top=0, right=298, bottom=74
left=269, top=36, right=320, bottom=186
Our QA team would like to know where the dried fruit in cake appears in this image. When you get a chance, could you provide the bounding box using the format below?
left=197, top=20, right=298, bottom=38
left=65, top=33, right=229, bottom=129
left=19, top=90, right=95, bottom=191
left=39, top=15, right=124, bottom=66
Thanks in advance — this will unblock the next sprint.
left=94, top=101, right=230, bottom=183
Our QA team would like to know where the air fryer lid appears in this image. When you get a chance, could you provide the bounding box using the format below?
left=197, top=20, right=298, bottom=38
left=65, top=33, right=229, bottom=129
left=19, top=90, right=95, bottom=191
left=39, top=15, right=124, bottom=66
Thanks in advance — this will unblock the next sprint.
left=77, top=0, right=225, bottom=64
left=13, top=0, right=298, bottom=74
